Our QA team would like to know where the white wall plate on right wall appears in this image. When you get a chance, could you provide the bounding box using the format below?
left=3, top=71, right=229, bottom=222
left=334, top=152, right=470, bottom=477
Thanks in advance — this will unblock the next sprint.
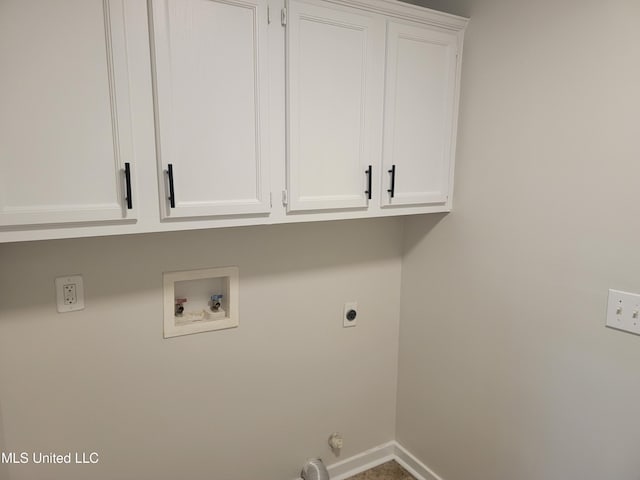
left=606, top=289, right=640, bottom=336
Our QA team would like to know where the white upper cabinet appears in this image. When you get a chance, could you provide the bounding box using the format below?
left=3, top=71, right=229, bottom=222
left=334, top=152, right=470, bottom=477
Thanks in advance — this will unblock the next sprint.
left=381, top=21, right=460, bottom=208
left=0, top=0, right=467, bottom=242
left=0, top=0, right=136, bottom=227
left=285, top=0, right=385, bottom=212
left=149, top=0, right=270, bottom=219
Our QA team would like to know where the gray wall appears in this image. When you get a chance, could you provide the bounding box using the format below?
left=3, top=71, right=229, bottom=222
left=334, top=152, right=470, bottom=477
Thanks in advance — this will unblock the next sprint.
left=0, top=219, right=402, bottom=480
left=404, top=0, right=469, bottom=17
left=397, top=0, right=640, bottom=479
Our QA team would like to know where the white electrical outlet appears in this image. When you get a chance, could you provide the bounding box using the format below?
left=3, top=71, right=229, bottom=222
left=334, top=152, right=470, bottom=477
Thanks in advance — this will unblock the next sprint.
left=55, top=275, right=85, bottom=313
left=343, top=301, right=358, bottom=328
left=63, top=283, right=77, bottom=305
left=606, top=289, right=640, bottom=335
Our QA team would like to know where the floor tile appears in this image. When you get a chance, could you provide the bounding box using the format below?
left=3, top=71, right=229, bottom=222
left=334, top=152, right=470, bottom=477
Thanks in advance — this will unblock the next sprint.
left=346, top=460, right=417, bottom=480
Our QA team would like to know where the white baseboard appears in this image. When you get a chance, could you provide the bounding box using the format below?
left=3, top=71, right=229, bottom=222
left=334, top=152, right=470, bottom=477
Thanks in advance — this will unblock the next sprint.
left=327, top=441, right=396, bottom=480
left=292, top=441, right=444, bottom=480
left=393, top=442, right=444, bottom=480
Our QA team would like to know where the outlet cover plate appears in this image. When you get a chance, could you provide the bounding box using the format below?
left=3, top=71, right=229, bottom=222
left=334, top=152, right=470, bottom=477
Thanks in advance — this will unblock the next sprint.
left=343, top=301, right=358, bottom=328
left=55, top=275, right=85, bottom=313
left=606, top=289, right=640, bottom=335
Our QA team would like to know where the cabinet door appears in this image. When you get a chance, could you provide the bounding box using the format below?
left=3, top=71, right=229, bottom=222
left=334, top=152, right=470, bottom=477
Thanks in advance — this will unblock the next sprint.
left=286, top=0, right=384, bottom=212
left=381, top=21, right=459, bottom=207
left=150, top=0, right=270, bottom=219
left=0, top=0, right=136, bottom=227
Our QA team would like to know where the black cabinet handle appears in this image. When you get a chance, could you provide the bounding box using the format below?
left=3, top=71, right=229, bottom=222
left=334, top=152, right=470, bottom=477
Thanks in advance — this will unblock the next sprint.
left=167, top=164, right=176, bottom=208
left=365, top=165, right=372, bottom=200
left=124, top=162, right=133, bottom=210
left=387, top=165, right=396, bottom=198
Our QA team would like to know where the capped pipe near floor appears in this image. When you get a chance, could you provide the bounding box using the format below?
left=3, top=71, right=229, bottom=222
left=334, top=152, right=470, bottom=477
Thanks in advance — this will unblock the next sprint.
left=301, top=458, right=329, bottom=480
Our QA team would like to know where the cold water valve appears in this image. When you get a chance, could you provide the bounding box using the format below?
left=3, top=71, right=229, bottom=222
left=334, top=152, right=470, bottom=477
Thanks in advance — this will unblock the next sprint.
left=210, top=294, right=223, bottom=312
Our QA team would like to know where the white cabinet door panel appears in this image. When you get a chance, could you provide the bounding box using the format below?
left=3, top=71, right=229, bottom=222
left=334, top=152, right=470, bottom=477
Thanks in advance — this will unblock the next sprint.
left=382, top=21, right=458, bottom=207
left=0, top=0, right=135, bottom=227
left=286, top=0, right=384, bottom=212
left=150, top=0, right=270, bottom=219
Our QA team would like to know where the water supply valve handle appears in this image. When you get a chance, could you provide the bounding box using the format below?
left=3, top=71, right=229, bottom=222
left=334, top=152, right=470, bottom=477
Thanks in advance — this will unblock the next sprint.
left=210, top=294, right=224, bottom=312
left=175, top=298, right=187, bottom=316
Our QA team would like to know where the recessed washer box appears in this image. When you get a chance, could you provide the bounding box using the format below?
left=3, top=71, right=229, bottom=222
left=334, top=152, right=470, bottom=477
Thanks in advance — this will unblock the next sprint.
left=163, top=266, right=239, bottom=338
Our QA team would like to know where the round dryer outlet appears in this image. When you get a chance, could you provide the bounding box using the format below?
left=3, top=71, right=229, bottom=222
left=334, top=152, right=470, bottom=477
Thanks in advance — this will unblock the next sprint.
left=343, top=302, right=358, bottom=327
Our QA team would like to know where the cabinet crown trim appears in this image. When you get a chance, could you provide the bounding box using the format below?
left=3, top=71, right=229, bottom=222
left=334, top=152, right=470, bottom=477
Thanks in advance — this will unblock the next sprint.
left=297, top=0, right=468, bottom=31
